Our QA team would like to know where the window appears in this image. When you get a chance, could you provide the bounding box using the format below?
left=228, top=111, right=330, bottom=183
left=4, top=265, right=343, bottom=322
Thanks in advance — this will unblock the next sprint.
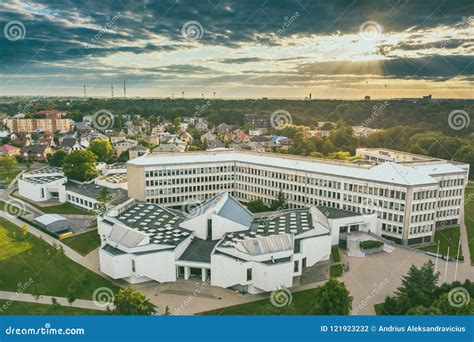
left=294, top=261, right=299, bottom=272
left=207, top=219, right=212, bottom=239
left=246, top=268, right=252, bottom=281
left=132, top=260, right=136, bottom=272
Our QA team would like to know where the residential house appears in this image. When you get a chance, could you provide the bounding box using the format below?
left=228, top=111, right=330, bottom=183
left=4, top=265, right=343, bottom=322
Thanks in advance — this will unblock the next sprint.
left=216, top=123, right=230, bottom=135
left=128, top=145, right=149, bottom=159
left=20, top=144, right=51, bottom=162
left=152, top=144, right=182, bottom=153
left=113, top=139, right=138, bottom=156
left=200, top=131, right=216, bottom=144
left=179, top=132, right=194, bottom=145
left=223, top=132, right=235, bottom=143
left=0, top=144, right=20, bottom=158
left=207, top=139, right=225, bottom=150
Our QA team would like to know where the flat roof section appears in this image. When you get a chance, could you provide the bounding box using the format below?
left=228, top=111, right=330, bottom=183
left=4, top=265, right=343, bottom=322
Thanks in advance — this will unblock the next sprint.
left=23, top=175, right=65, bottom=185
left=127, top=151, right=445, bottom=186
left=113, top=202, right=191, bottom=247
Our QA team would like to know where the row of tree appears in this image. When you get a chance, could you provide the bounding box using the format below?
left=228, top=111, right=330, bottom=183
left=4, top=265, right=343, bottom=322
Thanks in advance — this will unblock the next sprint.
left=3, top=98, right=472, bottom=136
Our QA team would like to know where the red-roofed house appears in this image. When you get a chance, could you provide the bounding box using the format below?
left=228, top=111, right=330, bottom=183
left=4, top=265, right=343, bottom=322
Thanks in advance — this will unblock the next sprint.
left=0, top=144, right=20, bottom=158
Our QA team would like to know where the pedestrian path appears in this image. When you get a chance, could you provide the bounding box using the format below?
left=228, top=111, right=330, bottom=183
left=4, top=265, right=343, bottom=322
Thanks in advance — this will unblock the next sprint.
left=0, top=290, right=111, bottom=311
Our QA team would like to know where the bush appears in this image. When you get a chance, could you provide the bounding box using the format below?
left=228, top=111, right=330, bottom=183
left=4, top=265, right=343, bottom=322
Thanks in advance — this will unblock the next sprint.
left=331, top=246, right=341, bottom=262
left=359, top=240, right=383, bottom=250
left=330, top=264, right=343, bottom=278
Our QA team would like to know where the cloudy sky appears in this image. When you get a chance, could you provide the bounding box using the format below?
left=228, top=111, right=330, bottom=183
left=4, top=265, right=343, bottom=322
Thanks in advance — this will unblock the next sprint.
left=1, top=0, right=473, bottom=99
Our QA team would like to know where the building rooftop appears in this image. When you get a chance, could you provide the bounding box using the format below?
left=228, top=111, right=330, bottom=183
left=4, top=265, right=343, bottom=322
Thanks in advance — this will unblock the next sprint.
left=106, top=163, right=127, bottom=170
left=179, top=238, right=220, bottom=263
left=35, top=214, right=67, bottom=226
left=113, top=202, right=191, bottom=246
left=65, top=182, right=128, bottom=204
left=128, top=151, right=444, bottom=186
left=102, top=173, right=127, bottom=184
left=25, top=166, right=63, bottom=176
left=23, top=175, right=65, bottom=185
left=220, top=208, right=323, bottom=249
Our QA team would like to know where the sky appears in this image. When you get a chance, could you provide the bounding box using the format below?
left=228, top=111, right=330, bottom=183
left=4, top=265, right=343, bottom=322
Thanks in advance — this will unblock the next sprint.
left=0, top=0, right=473, bottom=99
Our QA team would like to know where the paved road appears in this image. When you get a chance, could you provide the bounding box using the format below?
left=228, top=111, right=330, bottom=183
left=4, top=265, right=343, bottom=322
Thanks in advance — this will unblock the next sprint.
left=0, top=290, right=111, bottom=311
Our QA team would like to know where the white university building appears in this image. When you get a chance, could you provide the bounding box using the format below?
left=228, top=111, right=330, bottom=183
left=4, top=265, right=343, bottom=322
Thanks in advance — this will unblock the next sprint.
left=97, top=148, right=469, bottom=292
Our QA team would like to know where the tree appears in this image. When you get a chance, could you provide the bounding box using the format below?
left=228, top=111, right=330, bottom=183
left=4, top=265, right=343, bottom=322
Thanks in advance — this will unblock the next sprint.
left=313, top=278, right=352, bottom=315
left=47, top=149, right=68, bottom=167
left=67, top=288, right=76, bottom=307
left=270, top=190, right=287, bottom=211
left=88, top=138, right=113, bottom=163
left=112, top=287, right=156, bottom=315
left=246, top=199, right=270, bottom=213
left=97, top=187, right=111, bottom=211
left=62, top=149, right=98, bottom=182
left=0, top=156, right=17, bottom=178
left=51, top=297, right=61, bottom=309
left=31, top=286, right=41, bottom=303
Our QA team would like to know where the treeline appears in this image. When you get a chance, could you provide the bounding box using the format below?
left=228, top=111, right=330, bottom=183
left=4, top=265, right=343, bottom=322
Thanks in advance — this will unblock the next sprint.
left=276, top=122, right=474, bottom=178
left=1, top=98, right=472, bottom=136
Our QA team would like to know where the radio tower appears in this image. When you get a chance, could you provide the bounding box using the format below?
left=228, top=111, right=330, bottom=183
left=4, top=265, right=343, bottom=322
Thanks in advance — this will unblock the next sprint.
left=83, top=84, right=86, bottom=98
left=123, top=80, right=126, bottom=99
left=111, top=84, right=114, bottom=98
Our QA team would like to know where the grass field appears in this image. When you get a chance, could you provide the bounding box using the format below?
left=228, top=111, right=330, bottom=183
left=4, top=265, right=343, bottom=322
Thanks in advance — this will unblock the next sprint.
left=0, top=200, right=31, bottom=216
left=0, top=168, right=21, bottom=184
left=199, top=287, right=324, bottom=315
left=420, top=227, right=463, bottom=259
left=0, top=299, right=104, bottom=315
left=0, top=217, right=119, bottom=300
left=465, top=184, right=474, bottom=265
left=62, top=230, right=101, bottom=256
left=11, top=192, right=91, bottom=215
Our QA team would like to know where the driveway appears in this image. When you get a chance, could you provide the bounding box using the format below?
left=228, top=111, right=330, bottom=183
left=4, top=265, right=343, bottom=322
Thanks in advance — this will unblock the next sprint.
left=340, top=247, right=474, bottom=315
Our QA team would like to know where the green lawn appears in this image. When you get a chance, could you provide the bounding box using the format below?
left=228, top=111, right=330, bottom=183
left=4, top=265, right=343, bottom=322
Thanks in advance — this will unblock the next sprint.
left=465, top=184, right=474, bottom=265
left=62, top=230, right=101, bottom=256
left=199, top=287, right=324, bottom=315
left=420, top=227, right=463, bottom=259
left=11, top=192, right=91, bottom=215
left=0, top=299, right=104, bottom=315
left=0, top=168, right=21, bottom=184
left=0, top=217, right=119, bottom=300
left=0, top=200, right=31, bottom=216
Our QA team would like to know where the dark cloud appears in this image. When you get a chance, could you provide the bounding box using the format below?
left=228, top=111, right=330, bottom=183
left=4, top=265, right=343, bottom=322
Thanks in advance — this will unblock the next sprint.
left=0, top=0, right=473, bottom=92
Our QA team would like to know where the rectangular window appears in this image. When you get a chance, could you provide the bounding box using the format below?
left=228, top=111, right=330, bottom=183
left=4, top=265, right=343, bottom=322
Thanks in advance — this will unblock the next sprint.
left=246, top=268, right=252, bottom=281
left=294, top=261, right=299, bottom=272
left=132, top=260, right=136, bottom=272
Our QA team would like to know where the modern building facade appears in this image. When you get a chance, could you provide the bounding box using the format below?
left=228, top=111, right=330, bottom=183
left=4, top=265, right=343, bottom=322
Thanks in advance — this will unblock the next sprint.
left=127, top=150, right=469, bottom=246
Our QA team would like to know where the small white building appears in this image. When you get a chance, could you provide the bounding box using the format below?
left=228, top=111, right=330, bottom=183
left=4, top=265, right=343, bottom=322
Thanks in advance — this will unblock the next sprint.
left=18, top=167, right=66, bottom=202
left=35, top=214, right=68, bottom=233
left=98, top=192, right=376, bottom=294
